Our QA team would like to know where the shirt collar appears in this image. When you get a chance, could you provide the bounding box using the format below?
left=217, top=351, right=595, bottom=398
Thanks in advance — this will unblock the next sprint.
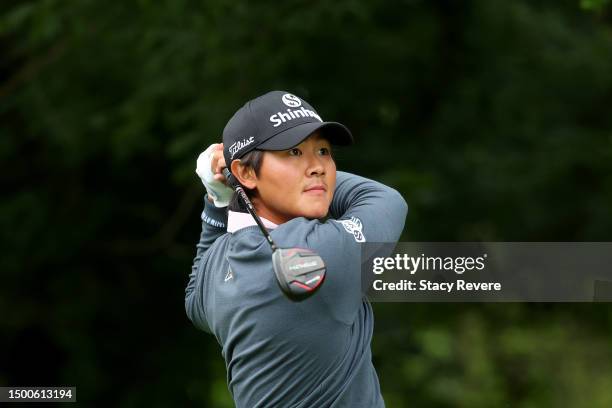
left=227, top=210, right=278, bottom=233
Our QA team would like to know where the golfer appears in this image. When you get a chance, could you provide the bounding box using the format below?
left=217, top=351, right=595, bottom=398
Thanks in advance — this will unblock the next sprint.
left=185, top=91, right=407, bottom=407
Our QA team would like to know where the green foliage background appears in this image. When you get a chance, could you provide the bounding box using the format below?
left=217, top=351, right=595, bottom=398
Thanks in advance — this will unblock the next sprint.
left=1, top=0, right=611, bottom=406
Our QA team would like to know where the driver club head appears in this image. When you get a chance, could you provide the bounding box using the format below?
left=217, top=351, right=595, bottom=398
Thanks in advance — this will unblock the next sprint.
left=272, top=248, right=326, bottom=301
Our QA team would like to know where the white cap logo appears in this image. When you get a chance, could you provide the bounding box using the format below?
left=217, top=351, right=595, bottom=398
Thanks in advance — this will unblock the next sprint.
left=282, top=93, right=302, bottom=108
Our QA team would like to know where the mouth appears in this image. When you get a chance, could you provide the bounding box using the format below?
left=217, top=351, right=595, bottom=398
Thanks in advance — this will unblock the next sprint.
left=303, top=184, right=327, bottom=194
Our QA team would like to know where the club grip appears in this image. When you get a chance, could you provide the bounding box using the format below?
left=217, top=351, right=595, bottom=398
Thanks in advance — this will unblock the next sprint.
left=223, top=168, right=238, bottom=189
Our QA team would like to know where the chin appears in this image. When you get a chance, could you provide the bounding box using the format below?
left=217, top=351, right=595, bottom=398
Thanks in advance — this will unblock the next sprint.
left=302, top=207, right=329, bottom=220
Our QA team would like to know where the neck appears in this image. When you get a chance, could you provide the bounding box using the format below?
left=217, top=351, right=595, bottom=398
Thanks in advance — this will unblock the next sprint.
left=251, top=197, right=291, bottom=225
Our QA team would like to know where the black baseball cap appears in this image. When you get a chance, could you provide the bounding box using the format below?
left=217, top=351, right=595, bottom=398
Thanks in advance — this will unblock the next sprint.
left=222, top=91, right=353, bottom=168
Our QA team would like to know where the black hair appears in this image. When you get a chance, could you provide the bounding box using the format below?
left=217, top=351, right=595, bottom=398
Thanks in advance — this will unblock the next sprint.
left=228, top=150, right=265, bottom=212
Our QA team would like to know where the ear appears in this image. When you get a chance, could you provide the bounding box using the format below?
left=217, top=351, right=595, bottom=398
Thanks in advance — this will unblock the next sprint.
left=231, top=159, right=258, bottom=190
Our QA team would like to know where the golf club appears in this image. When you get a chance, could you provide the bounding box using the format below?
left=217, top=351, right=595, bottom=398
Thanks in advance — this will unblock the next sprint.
left=222, top=168, right=326, bottom=301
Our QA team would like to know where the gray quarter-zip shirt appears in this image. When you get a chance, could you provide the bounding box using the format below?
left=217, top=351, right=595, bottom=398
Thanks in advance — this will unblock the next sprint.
left=185, top=171, right=408, bottom=407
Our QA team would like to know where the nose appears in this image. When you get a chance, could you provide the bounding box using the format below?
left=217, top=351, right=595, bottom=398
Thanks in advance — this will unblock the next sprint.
left=306, top=152, right=325, bottom=177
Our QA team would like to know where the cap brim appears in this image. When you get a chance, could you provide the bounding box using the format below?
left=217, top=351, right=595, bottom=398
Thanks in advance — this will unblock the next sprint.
left=257, top=121, right=353, bottom=151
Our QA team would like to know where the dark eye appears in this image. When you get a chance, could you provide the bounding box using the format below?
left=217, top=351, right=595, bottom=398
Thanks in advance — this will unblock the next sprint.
left=289, top=148, right=302, bottom=156
left=318, top=147, right=331, bottom=156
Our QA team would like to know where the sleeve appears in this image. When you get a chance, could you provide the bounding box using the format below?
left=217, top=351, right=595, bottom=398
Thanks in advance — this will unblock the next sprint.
left=185, top=195, right=228, bottom=332
left=328, top=171, right=408, bottom=242
left=274, top=171, right=408, bottom=324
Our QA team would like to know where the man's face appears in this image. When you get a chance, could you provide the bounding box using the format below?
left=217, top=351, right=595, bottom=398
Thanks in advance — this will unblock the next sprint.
left=253, top=132, right=336, bottom=224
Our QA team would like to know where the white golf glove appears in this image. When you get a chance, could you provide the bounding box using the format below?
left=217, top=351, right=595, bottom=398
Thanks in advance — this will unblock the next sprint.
left=195, top=144, right=234, bottom=207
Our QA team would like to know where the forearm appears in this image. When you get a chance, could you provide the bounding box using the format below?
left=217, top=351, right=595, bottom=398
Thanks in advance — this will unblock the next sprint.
left=330, top=172, right=408, bottom=236
left=185, top=195, right=227, bottom=333
left=190, top=195, right=228, bottom=275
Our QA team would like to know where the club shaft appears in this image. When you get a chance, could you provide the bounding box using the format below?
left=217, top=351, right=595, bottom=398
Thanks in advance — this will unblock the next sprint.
left=223, top=168, right=278, bottom=251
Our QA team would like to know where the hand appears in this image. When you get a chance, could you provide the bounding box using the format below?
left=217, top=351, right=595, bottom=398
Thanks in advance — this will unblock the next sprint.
left=196, top=143, right=234, bottom=207
left=210, top=143, right=228, bottom=184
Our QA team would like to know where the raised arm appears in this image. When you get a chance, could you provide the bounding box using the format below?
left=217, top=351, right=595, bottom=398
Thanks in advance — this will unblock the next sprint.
left=329, top=171, right=408, bottom=243
left=186, top=144, right=233, bottom=331
left=272, top=171, right=408, bottom=323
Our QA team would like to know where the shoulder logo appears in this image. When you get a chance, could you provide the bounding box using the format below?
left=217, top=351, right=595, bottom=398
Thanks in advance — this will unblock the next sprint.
left=224, top=266, right=234, bottom=282
left=335, top=217, right=366, bottom=242
left=282, top=93, right=302, bottom=107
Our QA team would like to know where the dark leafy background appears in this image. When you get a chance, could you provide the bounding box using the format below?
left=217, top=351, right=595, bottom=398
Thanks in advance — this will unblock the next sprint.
left=1, top=0, right=612, bottom=406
